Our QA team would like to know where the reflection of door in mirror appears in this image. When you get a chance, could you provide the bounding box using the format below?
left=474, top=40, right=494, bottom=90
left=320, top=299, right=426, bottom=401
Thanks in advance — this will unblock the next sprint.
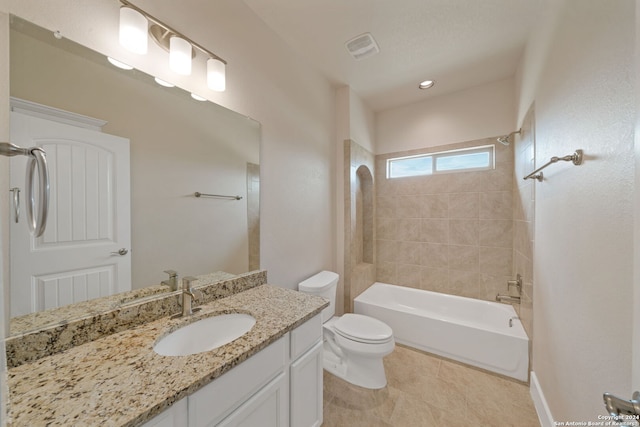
left=10, top=105, right=131, bottom=317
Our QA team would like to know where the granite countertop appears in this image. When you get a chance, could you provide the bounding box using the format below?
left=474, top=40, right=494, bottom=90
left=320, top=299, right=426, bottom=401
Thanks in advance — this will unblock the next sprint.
left=7, top=285, right=327, bottom=427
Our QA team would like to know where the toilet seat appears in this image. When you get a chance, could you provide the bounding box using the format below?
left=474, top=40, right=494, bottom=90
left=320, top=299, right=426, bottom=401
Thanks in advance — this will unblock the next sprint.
left=333, top=313, right=393, bottom=344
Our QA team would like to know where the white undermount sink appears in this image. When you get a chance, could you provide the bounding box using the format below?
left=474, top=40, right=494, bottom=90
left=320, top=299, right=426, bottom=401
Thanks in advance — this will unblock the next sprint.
left=154, top=313, right=256, bottom=356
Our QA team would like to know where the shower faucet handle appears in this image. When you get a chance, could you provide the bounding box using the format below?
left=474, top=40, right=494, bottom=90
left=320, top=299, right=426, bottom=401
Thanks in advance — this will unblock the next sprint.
left=507, top=274, right=522, bottom=294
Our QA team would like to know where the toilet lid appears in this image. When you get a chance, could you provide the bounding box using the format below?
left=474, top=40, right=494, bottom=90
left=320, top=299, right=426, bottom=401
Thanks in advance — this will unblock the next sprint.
left=333, top=314, right=393, bottom=344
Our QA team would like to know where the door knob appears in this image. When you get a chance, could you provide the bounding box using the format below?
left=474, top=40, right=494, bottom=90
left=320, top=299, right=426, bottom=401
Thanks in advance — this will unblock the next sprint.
left=110, top=248, right=129, bottom=256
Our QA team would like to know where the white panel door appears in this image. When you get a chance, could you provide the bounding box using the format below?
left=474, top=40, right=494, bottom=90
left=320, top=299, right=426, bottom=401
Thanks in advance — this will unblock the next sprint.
left=10, top=111, right=131, bottom=317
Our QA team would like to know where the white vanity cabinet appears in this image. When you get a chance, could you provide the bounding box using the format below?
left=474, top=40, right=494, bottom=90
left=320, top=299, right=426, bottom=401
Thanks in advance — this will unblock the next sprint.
left=289, top=316, right=324, bottom=427
left=141, top=314, right=322, bottom=427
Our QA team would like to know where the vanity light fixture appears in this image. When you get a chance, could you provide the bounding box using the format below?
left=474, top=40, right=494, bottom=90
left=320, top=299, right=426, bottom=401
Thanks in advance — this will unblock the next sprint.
left=419, top=80, right=435, bottom=90
left=118, top=0, right=227, bottom=90
left=107, top=57, right=134, bottom=70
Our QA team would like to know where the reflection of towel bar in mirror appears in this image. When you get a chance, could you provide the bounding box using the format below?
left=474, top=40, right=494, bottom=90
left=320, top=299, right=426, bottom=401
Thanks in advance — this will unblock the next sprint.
left=194, top=192, right=243, bottom=200
left=524, top=149, right=583, bottom=182
left=0, top=142, right=50, bottom=236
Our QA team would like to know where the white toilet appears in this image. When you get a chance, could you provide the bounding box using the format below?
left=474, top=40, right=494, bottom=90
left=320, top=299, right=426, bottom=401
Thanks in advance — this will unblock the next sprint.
left=298, top=271, right=395, bottom=389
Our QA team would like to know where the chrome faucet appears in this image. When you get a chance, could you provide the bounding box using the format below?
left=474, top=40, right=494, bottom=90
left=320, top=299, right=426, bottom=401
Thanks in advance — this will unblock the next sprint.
left=161, top=270, right=179, bottom=291
left=179, top=276, right=201, bottom=317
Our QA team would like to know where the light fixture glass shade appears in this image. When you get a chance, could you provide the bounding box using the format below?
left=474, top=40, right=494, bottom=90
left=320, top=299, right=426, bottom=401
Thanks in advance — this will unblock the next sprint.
left=119, top=6, right=148, bottom=55
left=107, top=57, right=134, bottom=70
left=169, top=36, right=192, bottom=75
left=207, top=58, right=226, bottom=92
left=154, top=77, right=175, bottom=87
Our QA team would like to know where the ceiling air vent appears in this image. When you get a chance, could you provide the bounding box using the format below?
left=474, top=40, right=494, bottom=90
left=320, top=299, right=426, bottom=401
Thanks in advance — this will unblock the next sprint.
left=345, top=33, right=380, bottom=60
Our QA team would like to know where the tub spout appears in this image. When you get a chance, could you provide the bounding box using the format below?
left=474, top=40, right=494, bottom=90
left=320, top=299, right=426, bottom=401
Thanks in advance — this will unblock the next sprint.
left=496, top=294, right=520, bottom=304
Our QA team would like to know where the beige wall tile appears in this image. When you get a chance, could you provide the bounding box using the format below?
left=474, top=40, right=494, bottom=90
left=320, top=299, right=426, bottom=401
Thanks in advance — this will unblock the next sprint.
left=480, top=191, right=513, bottom=219
left=421, top=219, right=449, bottom=243
left=397, top=195, right=421, bottom=218
left=420, top=243, right=449, bottom=268
left=377, top=195, right=397, bottom=218
left=420, top=174, right=451, bottom=194
left=396, top=218, right=421, bottom=242
left=479, top=219, right=513, bottom=248
left=447, top=171, right=483, bottom=193
left=377, top=262, right=397, bottom=284
left=449, top=219, right=479, bottom=245
left=397, top=264, right=422, bottom=289
left=377, top=217, right=398, bottom=240
left=479, top=246, right=512, bottom=275
left=420, top=267, right=449, bottom=293
left=448, top=193, right=479, bottom=218
left=421, top=194, right=448, bottom=218
left=398, top=241, right=421, bottom=265
left=448, top=245, right=479, bottom=271
left=449, top=270, right=480, bottom=298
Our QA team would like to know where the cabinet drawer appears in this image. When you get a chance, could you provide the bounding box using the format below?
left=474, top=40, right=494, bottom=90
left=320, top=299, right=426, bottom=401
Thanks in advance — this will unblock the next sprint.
left=290, top=314, right=322, bottom=360
left=188, top=336, right=288, bottom=427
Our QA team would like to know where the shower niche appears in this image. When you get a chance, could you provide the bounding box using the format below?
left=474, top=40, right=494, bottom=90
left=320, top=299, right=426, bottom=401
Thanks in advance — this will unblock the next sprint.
left=344, top=140, right=376, bottom=313
left=355, top=165, right=374, bottom=264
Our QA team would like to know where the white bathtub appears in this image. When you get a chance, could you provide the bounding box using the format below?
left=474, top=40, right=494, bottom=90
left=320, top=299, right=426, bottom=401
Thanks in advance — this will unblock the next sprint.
left=354, top=282, right=529, bottom=382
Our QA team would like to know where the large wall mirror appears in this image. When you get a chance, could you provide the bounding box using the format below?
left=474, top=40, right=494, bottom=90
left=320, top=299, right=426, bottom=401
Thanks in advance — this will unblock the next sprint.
left=7, top=16, right=261, bottom=334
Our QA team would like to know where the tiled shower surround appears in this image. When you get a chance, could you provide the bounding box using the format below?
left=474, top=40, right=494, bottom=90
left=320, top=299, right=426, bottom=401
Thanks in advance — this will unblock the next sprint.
left=375, top=137, right=515, bottom=301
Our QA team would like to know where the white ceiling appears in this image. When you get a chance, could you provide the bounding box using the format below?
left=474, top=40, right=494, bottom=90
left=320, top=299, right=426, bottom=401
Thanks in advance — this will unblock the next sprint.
left=241, top=0, right=541, bottom=112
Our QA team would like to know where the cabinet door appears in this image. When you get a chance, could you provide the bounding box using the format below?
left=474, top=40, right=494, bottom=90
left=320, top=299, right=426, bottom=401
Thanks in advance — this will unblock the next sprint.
left=290, top=341, right=323, bottom=427
left=217, top=372, right=289, bottom=427
left=188, top=337, right=287, bottom=427
left=140, top=398, right=188, bottom=427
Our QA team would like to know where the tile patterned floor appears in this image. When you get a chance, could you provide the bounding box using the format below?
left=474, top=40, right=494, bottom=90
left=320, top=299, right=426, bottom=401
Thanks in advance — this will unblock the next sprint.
left=323, top=345, right=541, bottom=426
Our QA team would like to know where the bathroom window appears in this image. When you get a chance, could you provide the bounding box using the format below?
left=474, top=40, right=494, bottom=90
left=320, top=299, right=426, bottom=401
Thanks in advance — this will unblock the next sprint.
left=386, top=145, right=494, bottom=178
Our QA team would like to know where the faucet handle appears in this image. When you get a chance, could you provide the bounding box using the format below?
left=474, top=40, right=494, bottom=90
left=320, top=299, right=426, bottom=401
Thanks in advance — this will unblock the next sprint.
left=183, top=277, right=203, bottom=303
left=163, top=270, right=178, bottom=278
left=507, top=273, right=522, bottom=294
left=182, top=276, right=198, bottom=291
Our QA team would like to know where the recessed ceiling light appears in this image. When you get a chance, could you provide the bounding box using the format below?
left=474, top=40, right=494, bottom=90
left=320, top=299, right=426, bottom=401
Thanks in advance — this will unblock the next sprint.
left=107, top=57, right=133, bottom=70
left=419, top=80, right=435, bottom=90
left=154, top=77, right=175, bottom=87
left=190, top=93, right=207, bottom=101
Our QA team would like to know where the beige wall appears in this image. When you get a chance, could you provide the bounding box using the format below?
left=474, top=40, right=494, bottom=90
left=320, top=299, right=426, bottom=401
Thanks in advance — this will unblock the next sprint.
left=518, top=0, right=635, bottom=421
left=376, top=78, right=516, bottom=154
left=375, top=137, right=514, bottom=301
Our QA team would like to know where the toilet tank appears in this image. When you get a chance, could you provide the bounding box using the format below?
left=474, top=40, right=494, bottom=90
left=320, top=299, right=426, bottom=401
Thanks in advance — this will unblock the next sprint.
left=298, top=271, right=338, bottom=323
